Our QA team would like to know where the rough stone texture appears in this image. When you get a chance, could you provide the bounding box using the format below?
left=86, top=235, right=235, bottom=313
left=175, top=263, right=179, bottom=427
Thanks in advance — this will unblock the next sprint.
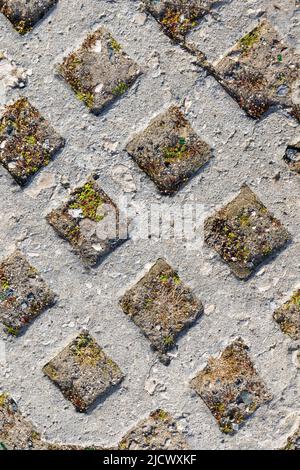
left=0, top=97, right=64, bottom=186
left=43, top=331, right=124, bottom=412
left=213, top=20, right=300, bottom=120
left=190, top=338, right=272, bottom=434
left=0, top=52, right=28, bottom=107
left=0, top=250, right=56, bottom=336
left=0, top=0, right=58, bottom=34
left=118, top=409, right=189, bottom=450
left=204, top=184, right=291, bottom=280
left=120, top=258, right=203, bottom=364
left=46, top=175, right=125, bottom=267
left=0, top=392, right=105, bottom=449
left=126, top=105, right=212, bottom=193
left=58, top=27, right=142, bottom=115
left=273, top=289, right=300, bottom=340
left=283, top=141, right=300, bottom=174
left=0, top=0, right=299, bottom=452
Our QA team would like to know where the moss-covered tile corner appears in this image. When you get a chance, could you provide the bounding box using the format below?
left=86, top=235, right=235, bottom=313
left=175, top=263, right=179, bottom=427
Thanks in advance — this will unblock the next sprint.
left=0, top=0, right=58, bottom=34
left=46, top=176, right=126, bottom=267
left=118, top=408, right=189, bottom=450
left=0, top=250, right=56, bottom=336
left=0, top=97, right=64, bottom=186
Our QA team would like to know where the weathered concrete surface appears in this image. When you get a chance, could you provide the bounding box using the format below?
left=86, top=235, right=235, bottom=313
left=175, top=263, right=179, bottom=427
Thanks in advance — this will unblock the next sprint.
left=0, top=0, right=299, bottom=450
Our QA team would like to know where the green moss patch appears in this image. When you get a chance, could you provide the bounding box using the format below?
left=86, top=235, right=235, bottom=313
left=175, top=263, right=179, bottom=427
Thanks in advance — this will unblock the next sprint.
left=144, top=1, right=216, bottom=42
left=214, top=20, right=300, bottom=120
left=46, top=176, right=125, bottom=267
left=0, top=97, right=64, bottom=186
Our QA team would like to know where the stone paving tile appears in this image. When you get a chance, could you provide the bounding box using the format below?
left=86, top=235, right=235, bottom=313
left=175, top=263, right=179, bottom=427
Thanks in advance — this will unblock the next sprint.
left=126, top=105, right=212, bottom=194
left=190, top=338, right=272, bottom=435
left=283, top=427, right=300, bottom=450
left=204, top=184, right=291, bottom=280
left=58, top=27, right=142, bottom=115
left=0, top=393, right=105, bottom=449
left=120, top=258, right=203, bottom=365
left=213, top=20, right=300, bottom=120
left=118, top=409, right=189, bottom=450
left=283, top=141, right=300, bottom=174
left=43, top=331, right=124, bottom=413
left=0, top=97, right=64, bottom=186
left=273, top=289, right=300, bottom=340
left=143, top=0, right=219, bottom=42
left=47, top=175, right=125, bottom=267
left=0, top=251, right=56, bottom=336
left=0, top=0, right=58, bottom=34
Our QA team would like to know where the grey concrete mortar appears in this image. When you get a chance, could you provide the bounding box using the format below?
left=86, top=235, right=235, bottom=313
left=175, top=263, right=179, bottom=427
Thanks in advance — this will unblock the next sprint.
left=0, top=0, right=299, bottom=450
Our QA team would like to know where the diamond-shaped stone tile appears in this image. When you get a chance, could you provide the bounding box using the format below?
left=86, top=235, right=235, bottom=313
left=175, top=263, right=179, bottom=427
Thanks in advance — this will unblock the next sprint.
left=283, top=141, right=300, bottom=174
left=0, top=97, right=64, bottom=186
left=0, top=393, right=105, bottom=449
left=118, top=409, right=189, bottom=450
left=214, top=20, right=300, bottom=120
left=144, top=1, right=220, bottom=42
left=273, top=289, right=300, bottom=340
left=47, top=176, right=125, bottom=267
left=0, top=251, right=56, bottom=336
left=120, top=258, right=203, bottom=364
left=190, top=338, right=272, bottom=434
left=283, top=427, right=300, bottom=450
left=43, top=331, right=124, bottom=412
left=204, top=184, right=291, bottom=280
left=58, top=28, right=142, bottom=115
left=126, top=106, right=212, bottom=194
left=0, top=0, right=58, bottom=34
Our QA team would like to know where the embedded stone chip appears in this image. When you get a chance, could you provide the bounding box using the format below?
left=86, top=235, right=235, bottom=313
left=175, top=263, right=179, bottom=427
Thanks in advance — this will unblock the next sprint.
left=214, top=21, right=300, bottom=120
left=58, top=27, right=142, bottom=115
left=283, top=141, right=300, bottom=174
left=118, top=409, right=189, bottom=450
left=0, top=0, right=58, bottom=34
left=273, top=289, right=300, bottom=340
left=0, top=97, right=64, bottom=186
left=126, top=106, right=212, bottom=194
left=190, top=338, right=272, bottom=434
left=120, top=258, right=203, bottom=364
left=43, top=331, right=124, bottom=412
left=46, top=176, right=125, bottom=267
left=0, top=251, right=56, bottom=336
left=204, top=184, right=291, bottom=280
